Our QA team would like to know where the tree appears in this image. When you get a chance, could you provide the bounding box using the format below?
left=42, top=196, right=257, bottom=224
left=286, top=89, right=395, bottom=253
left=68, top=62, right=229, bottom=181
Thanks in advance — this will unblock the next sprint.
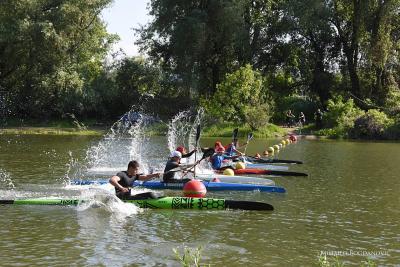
left=0, top=0, right=116, bottom=119
left=202, top=64, right=273, bottom=130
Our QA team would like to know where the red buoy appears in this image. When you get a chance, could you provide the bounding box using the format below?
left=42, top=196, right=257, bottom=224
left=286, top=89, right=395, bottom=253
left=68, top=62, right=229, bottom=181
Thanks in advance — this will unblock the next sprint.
left=183, top=180, right=207, bottom=198
left=289, top=135, right=297, bottom=142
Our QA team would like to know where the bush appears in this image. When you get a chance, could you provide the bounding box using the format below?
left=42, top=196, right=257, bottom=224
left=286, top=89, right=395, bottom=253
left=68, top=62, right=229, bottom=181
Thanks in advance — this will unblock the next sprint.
left=322, top=96, right=364, bottom=137
left=384, top=119, right=400, bottom=139
left=244, top=104, right=271, bottom=131
left=349, top=109, right=393, bottom=139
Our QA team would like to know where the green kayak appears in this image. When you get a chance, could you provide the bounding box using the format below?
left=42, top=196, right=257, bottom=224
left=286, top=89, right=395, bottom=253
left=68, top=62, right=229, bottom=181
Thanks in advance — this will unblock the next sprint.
left=0, top=197, right=273, bottom=211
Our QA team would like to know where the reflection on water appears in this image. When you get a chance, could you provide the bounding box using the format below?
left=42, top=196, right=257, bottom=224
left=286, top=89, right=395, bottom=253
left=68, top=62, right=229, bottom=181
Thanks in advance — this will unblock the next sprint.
left=0, top=136, right=399, bottom=266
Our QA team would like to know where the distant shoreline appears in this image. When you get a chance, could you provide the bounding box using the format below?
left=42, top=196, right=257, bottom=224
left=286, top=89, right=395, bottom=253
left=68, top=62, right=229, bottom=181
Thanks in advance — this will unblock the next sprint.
left=0, top=123, right=291, bottom=138
left=0, top=127, right=106, bottom=136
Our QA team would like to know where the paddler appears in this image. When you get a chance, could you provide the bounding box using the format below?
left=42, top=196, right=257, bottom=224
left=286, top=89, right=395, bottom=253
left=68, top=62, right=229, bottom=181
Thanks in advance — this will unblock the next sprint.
left=225, top=139, right=244, bottom=157
left=163, top=151, right=192, bottom=183
left=210, top=147, right=240, bottom=170
left=176, top=146, right=197, bottom=158
left=176, top=146, right=197, bottom=164
left=109, top=160, right=161, bottom=200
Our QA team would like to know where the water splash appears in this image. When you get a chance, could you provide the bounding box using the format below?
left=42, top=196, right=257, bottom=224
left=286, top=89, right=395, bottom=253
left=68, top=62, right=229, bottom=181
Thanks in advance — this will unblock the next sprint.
left=72, top=108, right=166, bottom=179
left=0, top=169, right=15, bottom=190
left=62, top=151, right=88, bottom=184
left=76, top=189, right=140, bottom=219
left=167, top=108, right=204, bottom=154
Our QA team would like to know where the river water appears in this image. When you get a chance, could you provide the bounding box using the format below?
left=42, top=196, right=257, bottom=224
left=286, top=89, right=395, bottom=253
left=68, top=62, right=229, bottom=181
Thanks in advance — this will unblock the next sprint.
left=0, top=134, right=399, bottom=266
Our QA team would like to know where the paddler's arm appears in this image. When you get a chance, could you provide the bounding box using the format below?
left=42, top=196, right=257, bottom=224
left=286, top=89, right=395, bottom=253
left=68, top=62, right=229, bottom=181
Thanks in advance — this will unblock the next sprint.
left=181, top=148, right=197, bottom=158
left=234, top=149, right=244, bottom=155
left=137, top=173, right=161, bottom=181
left=109, top=175, right=129, bottom=193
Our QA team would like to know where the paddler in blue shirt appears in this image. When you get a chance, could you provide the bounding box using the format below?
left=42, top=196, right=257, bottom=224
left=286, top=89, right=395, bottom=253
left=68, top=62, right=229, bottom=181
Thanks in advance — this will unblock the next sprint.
left=225, top=139, right=244, bottom=157
left=109, top=160, right=161, bottom=200
left=210, top=147, right=240, bottom=170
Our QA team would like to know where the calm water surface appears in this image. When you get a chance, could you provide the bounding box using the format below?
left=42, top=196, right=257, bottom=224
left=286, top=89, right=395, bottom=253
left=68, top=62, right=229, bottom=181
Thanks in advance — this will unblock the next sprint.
left=0, top=135, right=399, bottom=266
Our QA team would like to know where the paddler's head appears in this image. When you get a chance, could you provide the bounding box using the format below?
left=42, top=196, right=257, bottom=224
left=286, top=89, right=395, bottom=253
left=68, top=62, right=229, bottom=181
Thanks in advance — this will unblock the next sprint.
left=214, top=141, right=223, bottom=149
left=176, top=146, right=186, bottom=154
left=127, top=160, right=140, bottom=176
left=216, top=147, right=225, bottom=155
left=170, top=151, right=182, bottom=162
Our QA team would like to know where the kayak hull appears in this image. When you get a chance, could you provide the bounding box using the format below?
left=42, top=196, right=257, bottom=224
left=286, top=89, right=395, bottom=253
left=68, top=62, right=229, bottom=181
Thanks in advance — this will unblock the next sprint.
left=244, top=156, right=303, bottom=164
left=232, top=169, right=308, bottom=177
left=195, top=173, right=275, bottom=185
left=245, top=163, right=288, bottom=170
left=72, top=180, right=286, bottom=193
left=0, top=197, right=273, bottom=211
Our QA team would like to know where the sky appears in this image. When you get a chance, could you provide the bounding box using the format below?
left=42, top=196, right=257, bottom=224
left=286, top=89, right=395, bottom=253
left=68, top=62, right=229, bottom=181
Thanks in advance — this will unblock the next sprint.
left=101, top=0, right=151, bottom=57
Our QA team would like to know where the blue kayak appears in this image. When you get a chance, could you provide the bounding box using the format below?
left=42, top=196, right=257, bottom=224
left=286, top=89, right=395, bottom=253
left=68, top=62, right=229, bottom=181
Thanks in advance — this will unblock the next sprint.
left=72, top=180, right=286, bottom=193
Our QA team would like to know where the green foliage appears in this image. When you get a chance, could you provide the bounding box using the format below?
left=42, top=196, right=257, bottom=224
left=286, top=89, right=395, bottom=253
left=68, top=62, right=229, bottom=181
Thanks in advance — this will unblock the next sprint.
left=323, top=96, right=364, bottom=131
left=318, top=255, right=345, bottom=267
left=173, top=245, right=209, bottom=267
left=349, top=109, right=393, bottom=139
left=244, top=103, right=271, bottom=131
left=384, top=88, right=400, bottom=118
left=386, top=120, right=400, bottom=139
left=317, top=255, right=376, bottom=267
left=202, top=65, right=273, bottom=130
left=201, top=122, right=285, bottom=138
left=0, top=0, right=116, bottom=119
left=272, top=94, right=317, bottom=124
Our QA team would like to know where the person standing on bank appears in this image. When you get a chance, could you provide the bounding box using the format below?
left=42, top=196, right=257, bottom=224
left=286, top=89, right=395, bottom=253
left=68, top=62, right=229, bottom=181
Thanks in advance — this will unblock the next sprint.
left=315, top=109, right=323, bottom=129
left=286, top=109, right=295, bottom=127
left=109, top=160, right=161, bottom=200
left=298, top=112, right=306, bottom=126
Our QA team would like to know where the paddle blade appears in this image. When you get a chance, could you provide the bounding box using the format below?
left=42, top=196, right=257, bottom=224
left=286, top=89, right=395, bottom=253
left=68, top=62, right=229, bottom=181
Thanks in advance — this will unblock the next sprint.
left=201, top=148, right=215, bottom=159
left=195, top=124, right=201, bottom=143
left=247, top=132, right=254, bottom=141
left=225, top=200, right=274, bottom=211
left=232, top=128, right=239, bottom=141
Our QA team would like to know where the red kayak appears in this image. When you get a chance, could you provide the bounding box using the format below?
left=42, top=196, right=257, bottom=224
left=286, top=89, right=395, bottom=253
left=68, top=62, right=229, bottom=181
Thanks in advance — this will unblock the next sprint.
left=218, top=168, right=308, bottom=177
left=234, top=169, right=271, bottom=175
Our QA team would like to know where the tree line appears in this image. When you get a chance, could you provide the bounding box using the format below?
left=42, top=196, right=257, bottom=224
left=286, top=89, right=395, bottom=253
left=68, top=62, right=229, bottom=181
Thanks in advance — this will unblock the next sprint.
left=1, top=0, right=399, bottom=138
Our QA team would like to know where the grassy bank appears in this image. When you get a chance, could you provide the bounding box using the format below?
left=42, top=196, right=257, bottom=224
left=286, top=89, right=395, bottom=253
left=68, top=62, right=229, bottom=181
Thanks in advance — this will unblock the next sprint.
left=0, top=127, right=106, bottom=136
left=201, top=123, right=287, bottom=138
left=1, top=120, right=288, bottom=137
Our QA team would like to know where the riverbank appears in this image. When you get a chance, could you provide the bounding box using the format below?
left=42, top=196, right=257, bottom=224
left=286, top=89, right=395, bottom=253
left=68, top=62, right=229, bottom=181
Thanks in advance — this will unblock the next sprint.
left=0, top=122, right=290, bottom=138
left=0, top=127, right=106, bottom=136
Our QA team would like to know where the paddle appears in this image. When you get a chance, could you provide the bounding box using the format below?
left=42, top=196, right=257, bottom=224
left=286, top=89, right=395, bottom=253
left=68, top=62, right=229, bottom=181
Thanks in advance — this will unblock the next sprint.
left=243, top=132, right=253, bottom=155
left=232, top=128, right=239, bottom=143
left=180, top=148, right=215, bottom=178
left=194, top=124, right=201, bottom=177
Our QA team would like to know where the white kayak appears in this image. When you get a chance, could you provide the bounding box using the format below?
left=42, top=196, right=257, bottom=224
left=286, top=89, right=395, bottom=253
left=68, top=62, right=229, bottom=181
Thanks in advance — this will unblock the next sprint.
left=244, top=163, right=289, bottom=170
left=195, top=173, right=275, bottom=185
